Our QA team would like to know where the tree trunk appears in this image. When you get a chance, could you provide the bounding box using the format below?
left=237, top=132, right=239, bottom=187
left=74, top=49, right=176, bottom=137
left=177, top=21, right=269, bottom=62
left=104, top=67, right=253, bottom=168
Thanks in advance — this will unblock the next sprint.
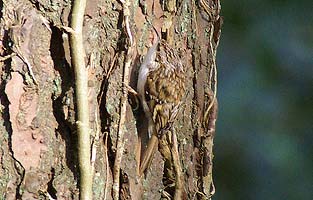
left=0, top=0, right=221, bottom=199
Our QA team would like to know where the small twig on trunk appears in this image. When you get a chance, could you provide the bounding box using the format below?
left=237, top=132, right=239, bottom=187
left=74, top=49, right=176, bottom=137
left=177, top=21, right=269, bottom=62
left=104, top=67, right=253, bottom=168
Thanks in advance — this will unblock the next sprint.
left=14, top=46, right=38, bottom=85
left=112, top=0, right=134, bottom=199
left=204, top=22, right=218, bottom=122
left=69, top=0, right=92, bottom=199
left=91, top=108, right=100, bottom=175
left=171, top=131, right=183, bottom=200
left=0, top=53, right=16, bottom=62
left=104, top=132, right=110, bottom=200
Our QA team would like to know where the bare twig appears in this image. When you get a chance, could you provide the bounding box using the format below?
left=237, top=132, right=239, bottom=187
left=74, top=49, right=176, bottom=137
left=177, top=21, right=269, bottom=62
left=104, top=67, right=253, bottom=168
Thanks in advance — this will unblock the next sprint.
left=0, top=53, right=16, bottom=62
left=204, top=23, right=218, bottom=122
left=171, top=131, right=183, bottom=200
left=68, top=0, right=92, bottom=199
left=98, top=53, right=117, bottom=105
left=14, top=46, right=38, bottom=85
left=91, top=108, right=101, bottom=175
left=104, top=132, right=110, bottom=200
left=112, top=0, right=134, bottom=199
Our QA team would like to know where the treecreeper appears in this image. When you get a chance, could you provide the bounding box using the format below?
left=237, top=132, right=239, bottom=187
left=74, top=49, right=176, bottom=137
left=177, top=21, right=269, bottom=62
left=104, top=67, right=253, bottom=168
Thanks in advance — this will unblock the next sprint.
left=137, top=33, right=186, bottom=177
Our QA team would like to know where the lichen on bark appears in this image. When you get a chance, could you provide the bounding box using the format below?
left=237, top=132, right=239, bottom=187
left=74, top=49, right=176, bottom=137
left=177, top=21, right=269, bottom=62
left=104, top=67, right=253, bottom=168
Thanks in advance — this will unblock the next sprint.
left=0, top=0, right=221, bottom=199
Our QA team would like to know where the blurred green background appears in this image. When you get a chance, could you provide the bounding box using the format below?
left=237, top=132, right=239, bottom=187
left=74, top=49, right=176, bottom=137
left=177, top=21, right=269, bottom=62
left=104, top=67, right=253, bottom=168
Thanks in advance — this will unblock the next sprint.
left=214, top=0, right=313, bottom=199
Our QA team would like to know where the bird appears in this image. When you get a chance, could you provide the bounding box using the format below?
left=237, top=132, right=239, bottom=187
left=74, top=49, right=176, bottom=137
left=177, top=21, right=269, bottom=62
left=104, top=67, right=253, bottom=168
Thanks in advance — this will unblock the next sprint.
left=137, top=32, right=186, bottom=176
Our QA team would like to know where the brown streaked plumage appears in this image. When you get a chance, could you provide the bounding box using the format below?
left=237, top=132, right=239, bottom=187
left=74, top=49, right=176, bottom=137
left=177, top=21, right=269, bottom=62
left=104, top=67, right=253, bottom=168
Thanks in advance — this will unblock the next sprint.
left=138, top=40, right=185, bottom=175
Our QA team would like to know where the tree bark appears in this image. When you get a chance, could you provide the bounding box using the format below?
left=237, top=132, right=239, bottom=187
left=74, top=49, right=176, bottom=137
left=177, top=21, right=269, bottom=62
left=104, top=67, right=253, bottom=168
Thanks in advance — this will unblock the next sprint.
left=0, top=0, right=221, bottom=199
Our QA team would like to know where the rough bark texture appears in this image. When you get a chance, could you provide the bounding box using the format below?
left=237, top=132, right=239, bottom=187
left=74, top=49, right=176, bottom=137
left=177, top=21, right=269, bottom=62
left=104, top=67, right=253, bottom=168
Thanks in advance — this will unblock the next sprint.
left=0, top=0, right=221, bottom=199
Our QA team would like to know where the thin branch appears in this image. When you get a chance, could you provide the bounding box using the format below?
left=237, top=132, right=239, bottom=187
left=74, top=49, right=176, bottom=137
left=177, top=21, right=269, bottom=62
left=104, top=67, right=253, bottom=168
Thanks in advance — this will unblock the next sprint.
left=91, top=108, right=100, bottom=175
left=0, top=53, right=16, bottom=62
left=14, top=46, right=38, bottom=85
left=112, top=0, right=134, bottom=199
left=112, top=43, right=132, bottom=200
left=204, top=23, right=218, bottom=122
left=171, top=131, right=183, bottom=200
left=69, top=0, right=92, bottom=199
left=104, top=132, right=110, bottom=200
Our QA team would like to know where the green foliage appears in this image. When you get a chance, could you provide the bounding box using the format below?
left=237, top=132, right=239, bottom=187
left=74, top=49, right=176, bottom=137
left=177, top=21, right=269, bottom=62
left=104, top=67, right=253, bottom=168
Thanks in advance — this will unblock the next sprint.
left=214, top=0, right=313, bottom=199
